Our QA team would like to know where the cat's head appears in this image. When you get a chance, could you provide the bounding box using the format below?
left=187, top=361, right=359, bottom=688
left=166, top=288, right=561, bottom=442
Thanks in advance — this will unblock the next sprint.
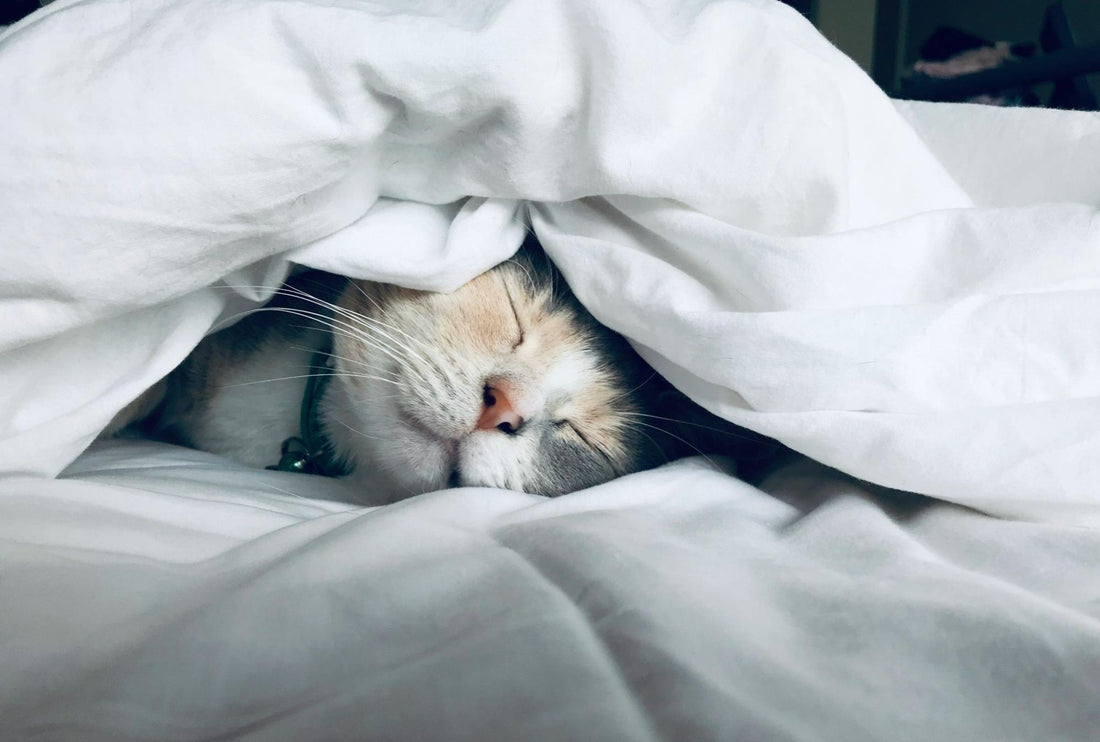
left=323, top=239, right=777, bottom=502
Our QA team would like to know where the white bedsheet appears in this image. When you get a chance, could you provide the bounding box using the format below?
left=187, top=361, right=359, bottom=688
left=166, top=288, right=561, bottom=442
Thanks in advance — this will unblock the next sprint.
left=1, top=441, right=1097, bottom=741
left=2, top=0, right=1100, bottom=739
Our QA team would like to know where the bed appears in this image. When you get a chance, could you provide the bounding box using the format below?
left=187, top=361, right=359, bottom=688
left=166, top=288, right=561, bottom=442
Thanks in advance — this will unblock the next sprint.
left=2, top=1, right=1099, bottom=740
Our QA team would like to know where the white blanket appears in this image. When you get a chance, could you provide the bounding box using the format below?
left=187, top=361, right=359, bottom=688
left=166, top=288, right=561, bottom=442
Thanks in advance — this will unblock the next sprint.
left=2, top=1, right=1100, bottom=740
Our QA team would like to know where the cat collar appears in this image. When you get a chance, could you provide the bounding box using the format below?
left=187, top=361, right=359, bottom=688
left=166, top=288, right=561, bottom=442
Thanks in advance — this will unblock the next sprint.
left=268, top=348, right=349, bottom=477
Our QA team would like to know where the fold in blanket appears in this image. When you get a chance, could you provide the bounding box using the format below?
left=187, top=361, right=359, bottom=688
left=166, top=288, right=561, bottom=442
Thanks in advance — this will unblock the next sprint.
left=2, top=441, right=1098, bottom=741
left=1, top=0, right=1099, bottom=521
left=4, top=3, right=1100, bottom=741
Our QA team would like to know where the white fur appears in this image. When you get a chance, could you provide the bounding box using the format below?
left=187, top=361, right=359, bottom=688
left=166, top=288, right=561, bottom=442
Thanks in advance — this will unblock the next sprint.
left=458, top=431, right=536, bottom=491
left=326, top=367, right=457, bottom=502
left=328, top=342, right=597, bottom=502
left=539, top=352, right=595, bottom=411
left=194, top=344, right=314, bottom=469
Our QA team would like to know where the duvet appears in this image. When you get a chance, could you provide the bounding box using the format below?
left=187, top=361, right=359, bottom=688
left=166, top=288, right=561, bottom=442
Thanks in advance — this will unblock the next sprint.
left=2, top=0, right=1099, bottom=740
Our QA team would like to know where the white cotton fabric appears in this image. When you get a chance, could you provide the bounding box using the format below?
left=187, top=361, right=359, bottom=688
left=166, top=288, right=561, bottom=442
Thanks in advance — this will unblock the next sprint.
left=2, top=441, right=1098, bottom=742
left=2, top=0, right=1099, bottom=520
left=2, top=0, right=1100, bottom=739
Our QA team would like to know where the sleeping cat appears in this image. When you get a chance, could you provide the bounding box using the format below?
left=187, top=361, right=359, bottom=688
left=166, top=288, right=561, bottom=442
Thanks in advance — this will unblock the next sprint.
left=117, top=237, right=778, bottom=504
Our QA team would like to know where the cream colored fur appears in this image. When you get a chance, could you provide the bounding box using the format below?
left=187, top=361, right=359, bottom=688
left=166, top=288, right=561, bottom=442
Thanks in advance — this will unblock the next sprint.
left=329, top=263, right=634, bottom=502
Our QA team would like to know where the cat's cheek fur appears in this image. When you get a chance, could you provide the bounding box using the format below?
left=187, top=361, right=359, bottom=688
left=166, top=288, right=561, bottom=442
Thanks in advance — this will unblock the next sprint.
left=325, top=381, right=454, bottom=502
left=380, top=426, right=451, bottom=491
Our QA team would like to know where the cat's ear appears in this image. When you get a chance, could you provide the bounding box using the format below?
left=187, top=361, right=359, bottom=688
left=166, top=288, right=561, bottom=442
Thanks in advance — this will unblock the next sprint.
left=646, top=385, right=788, bottom=483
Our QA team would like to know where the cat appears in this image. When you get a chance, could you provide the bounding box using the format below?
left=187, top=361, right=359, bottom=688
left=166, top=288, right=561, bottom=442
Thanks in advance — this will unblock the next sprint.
left=116, top=237, right=780, bottom=504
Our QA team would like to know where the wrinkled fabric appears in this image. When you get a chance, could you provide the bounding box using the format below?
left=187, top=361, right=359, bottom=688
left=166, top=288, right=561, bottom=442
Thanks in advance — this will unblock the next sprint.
left=0, top=441, right=1097, bottom=741
left=2, top=1, right=1100, bottom=739
left=2, top=0, right=1099, bottom=519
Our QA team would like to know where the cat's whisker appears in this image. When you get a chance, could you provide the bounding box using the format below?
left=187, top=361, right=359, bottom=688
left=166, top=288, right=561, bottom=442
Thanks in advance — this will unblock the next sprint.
left=326, top=359, right=404, bottom=386
left=606, top=371, right=660, bottom=407
left=415, top=354, right=464, bottom=406
left=619, top=425, right=670, bottom=470
left=218, top=372, right=405, bottom=390
left=227, top=286, right=459, bottom=395
left=344, top=336, right=436, bottom=390
left=306, top=345, right=404, bottom=382
left=620, top=418, right=718, bottom=469
left=323, top=372, right=407, bottom=388
left=308, top=315, right=437, bottom=389
left=269, top=315, right=432, bottom=396
left=344, top=280, right=396, bottom=321
left=619, top=411, right=774, bottom=444
left=340, top=283, right=438, bottom=353
left=349, top=393, right=403, bottom=404
left=503, top=258, right=536, bottom=290
left=257, top=305, right=426, bottom=384
left=216, top=281, right=440, bottom=361
left=330, top=416, right=386, bottom=442
left=269, top=315, right=423, bottom=386
left=246, top=305, right=375, bottom=347
left=280, top=283, right=438, bottom=365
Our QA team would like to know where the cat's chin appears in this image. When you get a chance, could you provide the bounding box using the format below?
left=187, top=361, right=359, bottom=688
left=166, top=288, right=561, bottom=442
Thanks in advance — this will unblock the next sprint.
left=453, top=431, right=533, bottom=493
left=334, top=413, right=536, bottom=503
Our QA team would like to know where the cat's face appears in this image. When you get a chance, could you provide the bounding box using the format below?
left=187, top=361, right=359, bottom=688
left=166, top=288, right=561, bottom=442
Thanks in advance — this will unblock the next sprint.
left=324, top=248, right=661, bottom=501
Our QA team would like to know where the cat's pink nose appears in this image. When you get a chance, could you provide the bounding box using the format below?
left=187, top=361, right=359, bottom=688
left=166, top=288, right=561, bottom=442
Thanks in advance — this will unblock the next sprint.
left=477, top=384, right=524, bottom=434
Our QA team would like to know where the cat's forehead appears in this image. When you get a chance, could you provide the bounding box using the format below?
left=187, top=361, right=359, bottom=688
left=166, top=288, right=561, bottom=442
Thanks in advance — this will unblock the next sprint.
left=343, top=263, right=629, bottom=404
left=347, top=263, right=586, bottom=351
